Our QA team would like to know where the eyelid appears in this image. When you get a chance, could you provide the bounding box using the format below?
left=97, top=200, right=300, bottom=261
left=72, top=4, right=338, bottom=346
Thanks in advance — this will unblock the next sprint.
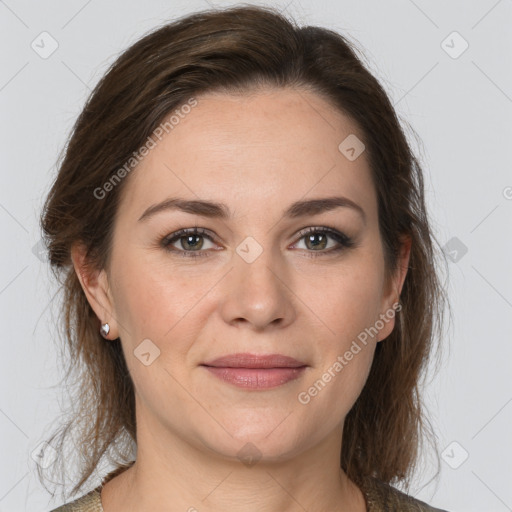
left=290, top=226, right=355, bottom=254
left=293, top=226, right=353, bottom=245
left=160, top=227, right=220, bottom=256
left=162, top=226, right=215, bottom=243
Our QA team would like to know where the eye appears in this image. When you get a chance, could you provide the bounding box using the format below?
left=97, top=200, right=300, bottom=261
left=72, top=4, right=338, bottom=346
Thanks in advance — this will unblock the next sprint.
left=161, top=228, right=218, bottom=258
left=291, top=227, right=355, bottom=256
left=161, top=226, right=355, bottom=259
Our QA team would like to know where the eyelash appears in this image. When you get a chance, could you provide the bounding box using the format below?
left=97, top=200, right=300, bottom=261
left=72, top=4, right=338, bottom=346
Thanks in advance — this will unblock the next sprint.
left=160, top=226, right=355, bottom=259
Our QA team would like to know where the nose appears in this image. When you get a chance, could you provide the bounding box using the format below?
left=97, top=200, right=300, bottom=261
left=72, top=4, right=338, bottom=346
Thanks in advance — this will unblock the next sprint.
left=219, top=246, right=296, bottom=331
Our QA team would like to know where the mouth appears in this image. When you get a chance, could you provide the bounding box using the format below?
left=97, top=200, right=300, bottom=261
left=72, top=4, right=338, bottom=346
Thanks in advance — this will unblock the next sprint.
left=200, top=353, right=308, bottom=390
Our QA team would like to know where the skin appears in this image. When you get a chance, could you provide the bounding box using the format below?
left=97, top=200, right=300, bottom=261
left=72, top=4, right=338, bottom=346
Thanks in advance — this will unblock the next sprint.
left=72, top=87, right=410, bottom=511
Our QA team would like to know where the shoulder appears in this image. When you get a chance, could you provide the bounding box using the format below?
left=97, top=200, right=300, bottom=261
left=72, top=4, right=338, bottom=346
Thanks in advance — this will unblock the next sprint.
left=49, top=487, right=103, bottom=512
left=359, top=475, right=449, bottom=512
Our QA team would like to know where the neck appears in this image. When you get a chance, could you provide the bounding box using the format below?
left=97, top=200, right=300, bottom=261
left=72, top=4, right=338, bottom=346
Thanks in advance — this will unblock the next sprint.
left=101, top=411, right=366, bottom=511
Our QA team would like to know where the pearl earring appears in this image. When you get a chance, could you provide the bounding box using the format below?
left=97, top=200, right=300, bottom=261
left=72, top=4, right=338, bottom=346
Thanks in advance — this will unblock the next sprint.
left=100, top=323, right=110, bottom=338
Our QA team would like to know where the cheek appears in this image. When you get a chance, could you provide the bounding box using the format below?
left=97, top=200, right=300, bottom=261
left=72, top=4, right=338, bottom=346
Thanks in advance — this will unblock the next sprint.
left=293, top=257, right=385, bottom=424
left=111, top=252, right=211, bottom=339
left=293, top=336, right=375, bottom=447
left=110, top=260, right=208, bottom=412
left=109, top=253, right=224, bottom=389
left=303, top=262, right=382, bottom=380
left=308, top=258, right=386, bottom=345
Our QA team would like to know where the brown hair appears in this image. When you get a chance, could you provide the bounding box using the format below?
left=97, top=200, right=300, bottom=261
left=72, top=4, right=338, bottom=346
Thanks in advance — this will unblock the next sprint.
left=39, top=4, right=447, bottom=500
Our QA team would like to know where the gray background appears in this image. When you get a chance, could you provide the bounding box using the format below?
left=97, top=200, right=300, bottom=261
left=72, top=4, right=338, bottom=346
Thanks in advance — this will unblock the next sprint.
left=1, top=0, right=511, bottom=510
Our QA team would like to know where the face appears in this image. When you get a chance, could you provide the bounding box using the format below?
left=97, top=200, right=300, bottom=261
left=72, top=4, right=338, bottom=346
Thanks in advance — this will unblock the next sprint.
left=75, top=87, right=408, bottom=463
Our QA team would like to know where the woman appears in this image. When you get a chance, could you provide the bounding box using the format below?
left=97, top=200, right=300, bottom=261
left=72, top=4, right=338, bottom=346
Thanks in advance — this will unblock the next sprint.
left=40, top=5, right=448, bottom=511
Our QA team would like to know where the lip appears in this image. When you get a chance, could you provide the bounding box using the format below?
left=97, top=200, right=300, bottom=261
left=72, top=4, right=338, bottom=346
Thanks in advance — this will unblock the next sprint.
left=201, top=353, right=308, bottom=390
left=202, top=353, right=307, bottom=368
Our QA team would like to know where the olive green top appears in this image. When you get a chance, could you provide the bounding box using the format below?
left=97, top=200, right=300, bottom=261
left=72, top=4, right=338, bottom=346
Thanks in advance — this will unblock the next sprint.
left=49, top=475, right=448, bottom=511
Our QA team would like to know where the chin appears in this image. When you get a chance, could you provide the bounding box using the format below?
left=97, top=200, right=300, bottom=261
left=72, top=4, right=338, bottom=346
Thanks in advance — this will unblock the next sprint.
left=196, top=415, right=310, bottom=464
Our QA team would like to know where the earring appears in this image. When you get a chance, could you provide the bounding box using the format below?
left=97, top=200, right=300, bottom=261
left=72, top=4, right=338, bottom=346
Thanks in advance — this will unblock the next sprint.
left=100, top=323, right=110, bottom=338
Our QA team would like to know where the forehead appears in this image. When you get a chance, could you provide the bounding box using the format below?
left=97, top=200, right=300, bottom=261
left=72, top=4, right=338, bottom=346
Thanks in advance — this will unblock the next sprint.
left=118, top=87, right=377, bottom=221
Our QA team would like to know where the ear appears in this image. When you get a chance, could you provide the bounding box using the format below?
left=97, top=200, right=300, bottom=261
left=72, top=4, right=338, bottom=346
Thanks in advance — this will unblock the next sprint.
left=70, top=242, right=118, bottom=340
left=376, top=235, right=411, bottom=342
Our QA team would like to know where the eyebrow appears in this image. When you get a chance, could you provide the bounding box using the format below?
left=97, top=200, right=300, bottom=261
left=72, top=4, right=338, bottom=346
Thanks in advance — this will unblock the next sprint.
left=138, top=196, right=366, bottom=224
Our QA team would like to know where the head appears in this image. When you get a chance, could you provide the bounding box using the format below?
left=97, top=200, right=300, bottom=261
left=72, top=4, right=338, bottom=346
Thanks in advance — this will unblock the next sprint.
left=39, top=5, right=445, bottom=497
